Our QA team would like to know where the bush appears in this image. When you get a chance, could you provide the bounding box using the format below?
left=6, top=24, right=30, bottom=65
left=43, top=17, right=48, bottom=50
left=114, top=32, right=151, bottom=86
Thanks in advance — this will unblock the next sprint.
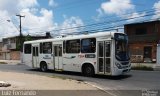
left=132, top=65, right=153, bottom=71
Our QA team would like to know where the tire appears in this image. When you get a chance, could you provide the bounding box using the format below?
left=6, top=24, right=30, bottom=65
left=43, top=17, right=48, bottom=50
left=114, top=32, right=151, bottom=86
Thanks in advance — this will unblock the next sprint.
left=40, top=62, right=48, bottom=72
left=83, top=64, right=95, bottom=77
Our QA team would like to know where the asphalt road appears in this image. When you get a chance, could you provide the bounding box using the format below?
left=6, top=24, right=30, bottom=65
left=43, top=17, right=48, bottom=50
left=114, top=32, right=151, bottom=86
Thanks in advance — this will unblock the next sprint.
left=0, top=64, right=160, bottom=96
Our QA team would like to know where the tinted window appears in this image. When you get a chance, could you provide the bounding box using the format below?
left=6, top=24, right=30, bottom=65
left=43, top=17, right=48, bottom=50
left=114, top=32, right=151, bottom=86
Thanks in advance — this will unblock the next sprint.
left=81, top=38, right=96, bottom=53
left=36, top=47, right=38, bottom=56
left=54, top=45, right=62, bottom=56
left=63, top=41, right=66, bottom=53
left=40, top=43, right=43, bottom=53
left=114, top=33, right=128, bottom=41
left=33, top=47, right=39, bottom=56
left=33, top=47, right=36, bottom=56
left=59, top=45, right=62, bottom=56
left=66, top=39, right=80, bottom=53
left=105, top=42, right=110, bottom=57
left=24, top=44, right=31, bottom=54
left=98, top=42, right=103, bottom=57
left=43, top=42, right=52, bottom=54
left=54, top=46, right=58, bottom=56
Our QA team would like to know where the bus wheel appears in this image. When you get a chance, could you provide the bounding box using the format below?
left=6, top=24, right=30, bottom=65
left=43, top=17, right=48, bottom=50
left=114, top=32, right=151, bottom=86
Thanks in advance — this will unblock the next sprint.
left=40, top=62, right=48, bottom=72
left=83, top=64, right=94, bottom=77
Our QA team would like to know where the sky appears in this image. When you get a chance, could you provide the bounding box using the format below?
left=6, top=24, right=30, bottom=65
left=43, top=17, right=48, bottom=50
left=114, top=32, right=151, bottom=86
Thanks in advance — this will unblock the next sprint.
left=0, top=0, right=160, bottom=40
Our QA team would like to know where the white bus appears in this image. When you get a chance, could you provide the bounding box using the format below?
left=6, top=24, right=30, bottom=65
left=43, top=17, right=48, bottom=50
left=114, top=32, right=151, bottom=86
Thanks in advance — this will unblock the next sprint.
left=23, top=32, right=131, bottom=76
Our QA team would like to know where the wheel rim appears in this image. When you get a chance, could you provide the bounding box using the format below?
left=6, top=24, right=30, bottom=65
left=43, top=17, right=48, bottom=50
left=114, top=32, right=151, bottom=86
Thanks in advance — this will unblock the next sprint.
left=86, top=66, right=92, bottom=74
left=41, top=65, right=47, bottom=71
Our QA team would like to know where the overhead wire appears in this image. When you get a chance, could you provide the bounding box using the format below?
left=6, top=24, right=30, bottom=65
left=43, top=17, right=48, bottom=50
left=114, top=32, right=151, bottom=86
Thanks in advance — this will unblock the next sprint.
left=45, top=9, right=160, bottom=32
left=27, top=10, right=160, bottom=36
left=24, top=7, right=160, bottom=32
left=7, top=0, right=159, bottom=36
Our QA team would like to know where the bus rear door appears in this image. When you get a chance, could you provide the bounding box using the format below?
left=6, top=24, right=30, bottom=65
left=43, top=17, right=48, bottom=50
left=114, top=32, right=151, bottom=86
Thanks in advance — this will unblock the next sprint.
left=32, top=44, right=39, bottom=68
left=53, top=43, right=63, bottom=70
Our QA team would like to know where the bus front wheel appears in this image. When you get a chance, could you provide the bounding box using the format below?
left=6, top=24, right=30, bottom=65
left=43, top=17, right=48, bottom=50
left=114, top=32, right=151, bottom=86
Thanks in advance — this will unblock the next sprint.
left=40, top=62, right=48, bottom=72
left=82, top=64, right=95, bottom=77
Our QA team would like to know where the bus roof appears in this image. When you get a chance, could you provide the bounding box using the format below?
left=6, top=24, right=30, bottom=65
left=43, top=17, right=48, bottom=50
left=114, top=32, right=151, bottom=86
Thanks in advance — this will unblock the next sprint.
left=24, top=31, right=124, bottom=44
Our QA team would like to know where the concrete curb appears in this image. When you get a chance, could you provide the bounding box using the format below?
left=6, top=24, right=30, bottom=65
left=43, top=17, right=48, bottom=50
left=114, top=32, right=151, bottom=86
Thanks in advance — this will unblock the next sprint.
left=131, top=63, right=160, bottom=71
left=0, top=60, right=21, bottom=65
left=153, top=65, right=160, bottom=71
left=84, top=82, right=118, bottom=96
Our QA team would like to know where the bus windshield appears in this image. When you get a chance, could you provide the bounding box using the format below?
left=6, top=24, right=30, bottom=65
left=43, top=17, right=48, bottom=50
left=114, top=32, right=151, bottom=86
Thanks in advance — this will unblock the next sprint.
left=114, top=33, right=130, bottom=61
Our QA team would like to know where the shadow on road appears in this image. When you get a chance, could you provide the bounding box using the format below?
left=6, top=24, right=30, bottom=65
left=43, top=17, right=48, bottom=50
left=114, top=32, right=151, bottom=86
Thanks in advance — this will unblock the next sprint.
left=94, top=74, right=132, bottom=80
left=27, top=68, right=132, bottom=80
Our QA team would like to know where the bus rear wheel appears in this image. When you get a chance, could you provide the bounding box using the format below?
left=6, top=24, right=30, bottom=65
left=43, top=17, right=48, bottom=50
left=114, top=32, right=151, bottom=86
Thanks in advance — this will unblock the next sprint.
left=82, top=64, right=94, bottom=77
left=40, top=62, right=48, bottom=72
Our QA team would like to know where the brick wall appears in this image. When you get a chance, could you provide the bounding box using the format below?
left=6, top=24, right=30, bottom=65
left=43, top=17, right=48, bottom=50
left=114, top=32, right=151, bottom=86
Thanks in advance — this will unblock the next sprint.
left=10, top=51, right=20, bottom=60
left=129, top=42, right=157, bottom=63
left=125, top=21, right=160, bottom=63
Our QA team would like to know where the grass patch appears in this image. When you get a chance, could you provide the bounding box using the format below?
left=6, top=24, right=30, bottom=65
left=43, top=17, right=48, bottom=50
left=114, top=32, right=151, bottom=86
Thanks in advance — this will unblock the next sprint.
left=132, top=65, right=153, bottom=71
left=0, top=62, right=8, bottom=64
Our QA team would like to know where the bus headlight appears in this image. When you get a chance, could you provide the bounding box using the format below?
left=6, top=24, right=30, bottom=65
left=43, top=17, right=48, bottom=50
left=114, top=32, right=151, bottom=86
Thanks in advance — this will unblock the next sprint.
left=115, top=63, right=122, bottom=69
left=128, top=63, right=131, bottom=67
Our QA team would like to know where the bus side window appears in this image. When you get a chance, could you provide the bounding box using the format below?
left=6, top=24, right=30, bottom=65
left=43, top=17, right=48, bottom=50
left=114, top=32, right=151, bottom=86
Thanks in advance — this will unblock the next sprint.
left=40, top=43, right=43, bottom=54
left=81, top=38, right=96, bottom=53
left=66, top=39, right=80, bottom=53
left=43, top=42, right=52, bottom=54
left=24, top=44, right=31, bottom=54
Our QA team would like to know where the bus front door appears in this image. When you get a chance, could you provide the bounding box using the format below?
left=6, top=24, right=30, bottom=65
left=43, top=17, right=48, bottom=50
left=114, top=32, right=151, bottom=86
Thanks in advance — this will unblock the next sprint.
left=53, top=44, right=63, bottom=70
left=98, top=41, right=111, bottom=74
left=32, top=46, right=39, bottom=68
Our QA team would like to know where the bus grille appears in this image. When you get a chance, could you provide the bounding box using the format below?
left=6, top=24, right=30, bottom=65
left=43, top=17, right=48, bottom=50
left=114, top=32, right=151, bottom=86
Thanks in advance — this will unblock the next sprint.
left=121, top=62, right=129, bottom=65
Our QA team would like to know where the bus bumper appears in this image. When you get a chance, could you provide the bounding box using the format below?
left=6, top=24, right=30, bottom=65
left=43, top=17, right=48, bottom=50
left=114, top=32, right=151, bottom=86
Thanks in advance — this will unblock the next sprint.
left=112, top=67, right=131, bottom=76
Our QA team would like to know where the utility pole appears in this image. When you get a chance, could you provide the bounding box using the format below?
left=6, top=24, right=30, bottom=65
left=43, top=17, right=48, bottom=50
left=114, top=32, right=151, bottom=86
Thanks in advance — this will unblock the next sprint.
left=16, top=14, right=25, bottom=52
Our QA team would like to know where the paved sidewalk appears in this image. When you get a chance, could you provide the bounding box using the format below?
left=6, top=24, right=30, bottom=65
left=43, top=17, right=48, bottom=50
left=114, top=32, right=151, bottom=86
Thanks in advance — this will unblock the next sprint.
left=0, top=71, right=111, bottom=96
left=131, top=63, right=156, bottom=67
left=0, top=71, right=96, bottom=90
left=131, top=63, right=160, bottom=70
left=0, top=60, right=20, bottom=65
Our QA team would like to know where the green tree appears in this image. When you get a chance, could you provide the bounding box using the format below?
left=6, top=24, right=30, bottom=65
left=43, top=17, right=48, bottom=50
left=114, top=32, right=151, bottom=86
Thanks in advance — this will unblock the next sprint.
left=25, top=34, right=32, bottom=41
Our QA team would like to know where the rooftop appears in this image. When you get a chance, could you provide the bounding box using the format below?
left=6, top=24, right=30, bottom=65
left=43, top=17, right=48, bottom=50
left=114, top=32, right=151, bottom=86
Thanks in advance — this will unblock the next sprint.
left=124, top=20, right=160, bottom=26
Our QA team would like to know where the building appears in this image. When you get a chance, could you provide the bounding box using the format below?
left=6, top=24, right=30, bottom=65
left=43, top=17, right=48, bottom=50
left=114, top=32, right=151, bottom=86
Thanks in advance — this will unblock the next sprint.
left=124, top=20, right=160, bottom=63
left=0, top=33, right=52, bottom=60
